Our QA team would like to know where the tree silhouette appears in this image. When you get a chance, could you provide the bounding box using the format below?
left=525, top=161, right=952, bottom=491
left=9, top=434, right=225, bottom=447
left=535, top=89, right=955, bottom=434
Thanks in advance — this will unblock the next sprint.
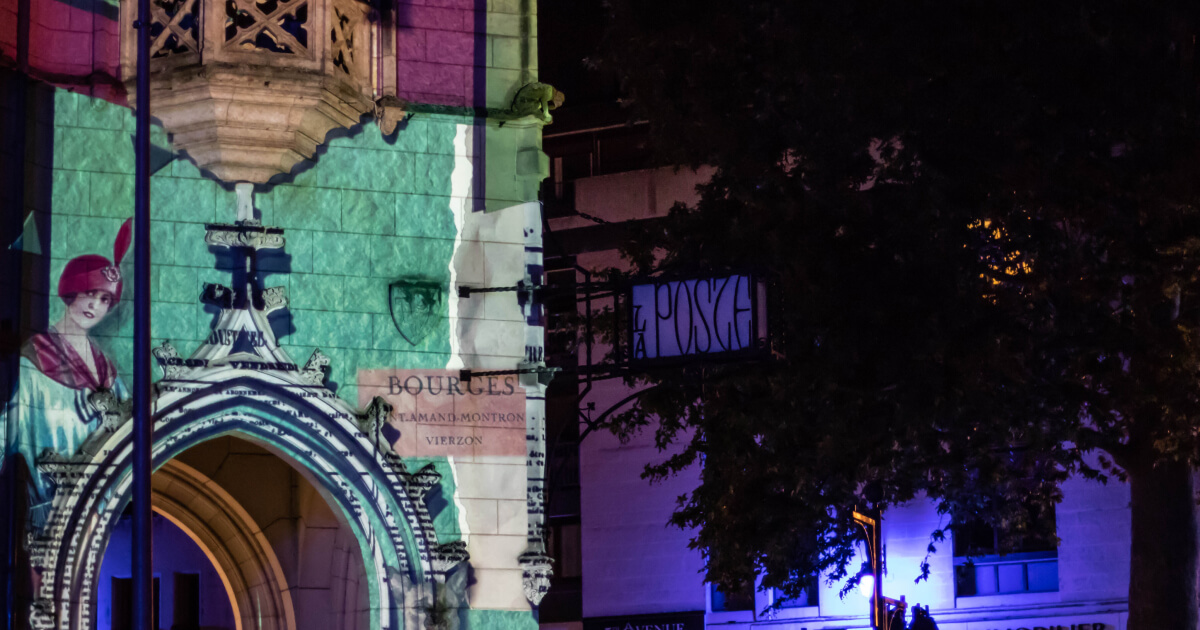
left=593, top=1, right=1200, bottom=627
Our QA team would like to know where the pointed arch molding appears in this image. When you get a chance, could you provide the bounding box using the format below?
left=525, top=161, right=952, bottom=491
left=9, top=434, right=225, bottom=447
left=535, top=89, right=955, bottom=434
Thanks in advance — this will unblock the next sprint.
left=151, top=459, right=295, bottom=630
left=27, top=367, right=465, bottom=630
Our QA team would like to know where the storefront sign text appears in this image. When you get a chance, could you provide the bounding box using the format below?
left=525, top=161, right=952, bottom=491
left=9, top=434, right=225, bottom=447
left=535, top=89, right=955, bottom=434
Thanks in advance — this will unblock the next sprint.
left=584, top=611, right=704, bottom=630
left=983, top=623, right=1105, bottom=630
left=630, top=275, right=763, bottom=360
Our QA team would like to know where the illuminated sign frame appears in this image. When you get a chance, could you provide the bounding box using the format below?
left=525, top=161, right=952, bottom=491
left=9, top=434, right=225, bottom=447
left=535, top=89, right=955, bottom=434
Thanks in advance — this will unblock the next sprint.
left=626, top=273, right=768, bottom=363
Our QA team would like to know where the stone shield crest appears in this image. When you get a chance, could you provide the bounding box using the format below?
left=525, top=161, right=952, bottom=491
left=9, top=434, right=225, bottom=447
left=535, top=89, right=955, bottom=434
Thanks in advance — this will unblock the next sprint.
left=389, top=280, right=445, bottom=346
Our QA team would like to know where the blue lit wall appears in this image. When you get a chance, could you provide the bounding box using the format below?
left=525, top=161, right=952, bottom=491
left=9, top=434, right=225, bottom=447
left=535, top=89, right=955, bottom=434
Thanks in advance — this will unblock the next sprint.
left=97, top=513, right=235, bottom=630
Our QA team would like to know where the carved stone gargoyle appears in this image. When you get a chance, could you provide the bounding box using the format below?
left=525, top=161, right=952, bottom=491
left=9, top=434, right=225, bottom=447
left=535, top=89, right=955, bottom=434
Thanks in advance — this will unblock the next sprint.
left=505, top=83, right=565, bottom=124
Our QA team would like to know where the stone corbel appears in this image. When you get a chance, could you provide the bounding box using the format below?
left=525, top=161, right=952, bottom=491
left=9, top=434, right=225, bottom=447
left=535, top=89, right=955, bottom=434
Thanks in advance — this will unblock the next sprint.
left=517, top=549, right=554, bottom=605
left=376, top=95, right=408, bottom=135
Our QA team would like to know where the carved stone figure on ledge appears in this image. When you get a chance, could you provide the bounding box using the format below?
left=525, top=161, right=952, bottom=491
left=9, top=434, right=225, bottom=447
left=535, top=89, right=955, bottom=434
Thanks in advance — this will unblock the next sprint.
left=508, top=82, right=565, bottom=123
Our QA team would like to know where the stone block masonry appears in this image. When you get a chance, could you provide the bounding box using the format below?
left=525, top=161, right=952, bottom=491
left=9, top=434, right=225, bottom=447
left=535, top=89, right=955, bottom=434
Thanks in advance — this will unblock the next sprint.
left=38, top=91, right=475, bottom=405
left=395, top=0, right=537, bottom=109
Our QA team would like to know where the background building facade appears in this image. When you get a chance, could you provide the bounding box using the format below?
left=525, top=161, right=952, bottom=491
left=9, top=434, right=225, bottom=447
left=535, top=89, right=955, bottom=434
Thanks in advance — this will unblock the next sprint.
left=540, top=117, right=1135, bottom=630
left=0, top=0, right=555, bottom=628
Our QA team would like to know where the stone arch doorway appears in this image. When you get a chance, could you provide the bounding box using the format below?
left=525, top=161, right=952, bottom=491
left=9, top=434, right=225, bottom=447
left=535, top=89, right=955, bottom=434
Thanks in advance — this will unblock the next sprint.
left=96, top=441, right=377, bottom=630
left=148, top=458, right=288, bottom=630
left=95, top=507, right=237, bottom=630
left=159, top=437, right=377, bottom=630
left=147, top=457, right=297, bottom=630
left=29, top=372, right=465, bottom=630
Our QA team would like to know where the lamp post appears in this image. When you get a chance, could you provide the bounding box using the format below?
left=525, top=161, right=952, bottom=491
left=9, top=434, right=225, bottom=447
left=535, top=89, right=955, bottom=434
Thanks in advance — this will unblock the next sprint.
left=852, top=508, right=885, bottom=630
left=132, top=0, right=154, bottom=627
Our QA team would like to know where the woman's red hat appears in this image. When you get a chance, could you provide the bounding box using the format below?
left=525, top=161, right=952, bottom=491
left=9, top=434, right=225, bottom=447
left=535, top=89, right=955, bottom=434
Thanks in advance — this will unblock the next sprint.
left=57, top=218, right=133, bottom=302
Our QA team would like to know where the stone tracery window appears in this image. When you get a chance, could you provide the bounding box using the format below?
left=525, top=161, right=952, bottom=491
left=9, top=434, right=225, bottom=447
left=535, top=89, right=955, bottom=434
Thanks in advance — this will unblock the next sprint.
left=223, top=0, right=310, bottom=54
left=330, top=2, right=354, bottom=74
left=150, top=0, right=200, bottom=58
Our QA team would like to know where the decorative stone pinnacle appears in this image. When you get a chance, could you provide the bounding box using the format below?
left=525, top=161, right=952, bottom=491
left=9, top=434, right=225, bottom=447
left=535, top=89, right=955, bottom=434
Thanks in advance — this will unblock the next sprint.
left=409, top=464, right=442, bottom=501
left=300, top=349, right=331, bottom=385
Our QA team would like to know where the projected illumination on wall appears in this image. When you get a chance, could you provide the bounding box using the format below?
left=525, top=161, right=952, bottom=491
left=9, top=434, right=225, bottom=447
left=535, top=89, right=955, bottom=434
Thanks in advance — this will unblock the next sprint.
left=359, top=369, right=528, bottom=457
left=98, top=512, right=236, bottom=630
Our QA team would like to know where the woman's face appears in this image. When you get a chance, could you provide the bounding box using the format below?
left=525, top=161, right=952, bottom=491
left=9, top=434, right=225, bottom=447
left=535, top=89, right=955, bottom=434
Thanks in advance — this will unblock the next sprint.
left=66, top=289, right=113, bottom=331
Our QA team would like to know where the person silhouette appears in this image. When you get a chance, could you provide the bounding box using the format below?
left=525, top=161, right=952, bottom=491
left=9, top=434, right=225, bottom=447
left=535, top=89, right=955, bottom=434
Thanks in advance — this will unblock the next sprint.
left=909, top=605, right=939, bottom=630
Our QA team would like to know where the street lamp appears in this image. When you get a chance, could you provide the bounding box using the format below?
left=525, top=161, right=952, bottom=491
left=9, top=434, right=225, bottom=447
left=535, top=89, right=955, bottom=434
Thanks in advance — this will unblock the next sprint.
left=858, top=572, right=875, bottom=599
left=852, top=508, right=885, bottom=630
left=852, top=508, right=913, bottom=630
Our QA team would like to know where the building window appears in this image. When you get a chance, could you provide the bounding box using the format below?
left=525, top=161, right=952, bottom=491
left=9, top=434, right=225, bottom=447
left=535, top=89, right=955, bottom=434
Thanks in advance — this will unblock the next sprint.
left=710, top=582, right=755, bottom=612
left=548, top=522, right=582, bottom=578
left=111, top=576, right=160, bottom=630
left=173, top=572, right=201, bottom=630
left=953, top=513, right=1058, bottom=596
left=711, top=576, right=818, bottom=613
left=770, top=575, right=819, bottom=608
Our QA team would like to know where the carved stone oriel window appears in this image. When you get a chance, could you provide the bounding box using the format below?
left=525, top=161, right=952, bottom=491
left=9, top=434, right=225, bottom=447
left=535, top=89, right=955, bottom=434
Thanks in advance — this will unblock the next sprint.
left=122, top=0, right=376, bottom=183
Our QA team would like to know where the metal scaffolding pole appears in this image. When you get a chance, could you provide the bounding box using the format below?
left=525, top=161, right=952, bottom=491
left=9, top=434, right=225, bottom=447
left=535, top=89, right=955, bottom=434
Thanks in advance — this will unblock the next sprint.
left=132, top=0, right=153, bottom=627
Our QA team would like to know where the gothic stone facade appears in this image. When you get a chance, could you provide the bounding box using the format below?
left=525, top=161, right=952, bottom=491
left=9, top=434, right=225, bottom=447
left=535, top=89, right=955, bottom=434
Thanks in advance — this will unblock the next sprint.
left=0, top=0, right=553, bottom=628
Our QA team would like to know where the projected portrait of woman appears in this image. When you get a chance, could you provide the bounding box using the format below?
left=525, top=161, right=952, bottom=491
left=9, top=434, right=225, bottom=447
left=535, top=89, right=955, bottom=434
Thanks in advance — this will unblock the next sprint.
left=12, top=218, right=131, bottom=526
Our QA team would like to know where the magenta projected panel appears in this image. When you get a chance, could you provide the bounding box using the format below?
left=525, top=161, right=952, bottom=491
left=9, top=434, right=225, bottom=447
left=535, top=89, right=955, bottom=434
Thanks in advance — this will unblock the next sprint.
left=359, top=369, right=527, bottom=457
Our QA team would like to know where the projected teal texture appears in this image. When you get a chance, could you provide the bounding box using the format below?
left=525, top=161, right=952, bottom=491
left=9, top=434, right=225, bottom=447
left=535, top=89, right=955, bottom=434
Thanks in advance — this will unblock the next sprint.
left=46, top=90, right=460, bottom=400
left=38, top=89, right=467, bottom=539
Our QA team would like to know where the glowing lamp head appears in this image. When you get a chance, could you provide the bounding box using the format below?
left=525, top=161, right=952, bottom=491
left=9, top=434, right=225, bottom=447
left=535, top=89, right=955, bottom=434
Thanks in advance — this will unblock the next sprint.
left=858, top=574, right=875, bottom=599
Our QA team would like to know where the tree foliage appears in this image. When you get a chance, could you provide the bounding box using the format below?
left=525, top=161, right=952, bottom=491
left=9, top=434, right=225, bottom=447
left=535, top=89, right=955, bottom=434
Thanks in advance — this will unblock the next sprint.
left=594, top=0, right=1200, bottom=618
